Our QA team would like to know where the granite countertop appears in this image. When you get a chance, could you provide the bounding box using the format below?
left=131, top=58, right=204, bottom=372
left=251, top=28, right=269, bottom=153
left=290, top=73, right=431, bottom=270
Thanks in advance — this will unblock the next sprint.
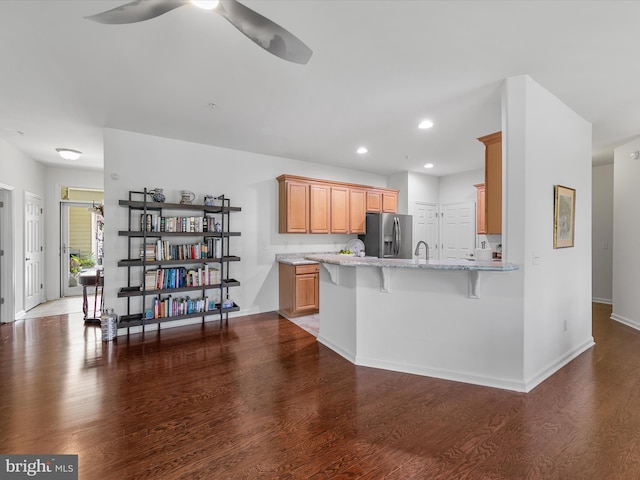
left=303, top=253, right=518, bottom=272
left=275, top=252, right=325, bottom=265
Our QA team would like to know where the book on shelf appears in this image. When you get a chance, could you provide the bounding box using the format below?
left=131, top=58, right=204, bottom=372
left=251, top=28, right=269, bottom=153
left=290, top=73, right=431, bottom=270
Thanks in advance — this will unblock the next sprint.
left=140, top=244, right=156, bottom=261
left=148, top=295, right=215, bottom=319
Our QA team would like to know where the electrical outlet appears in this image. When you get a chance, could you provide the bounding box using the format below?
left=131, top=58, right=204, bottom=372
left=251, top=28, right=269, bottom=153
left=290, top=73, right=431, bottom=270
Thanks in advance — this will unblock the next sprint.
left=602, top=242, right=609, bottom=250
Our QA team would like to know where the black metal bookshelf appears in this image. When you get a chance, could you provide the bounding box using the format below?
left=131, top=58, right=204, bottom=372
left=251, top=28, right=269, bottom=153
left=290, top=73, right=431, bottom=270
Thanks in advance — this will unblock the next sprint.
left=117, top=189, right=241, bottom=334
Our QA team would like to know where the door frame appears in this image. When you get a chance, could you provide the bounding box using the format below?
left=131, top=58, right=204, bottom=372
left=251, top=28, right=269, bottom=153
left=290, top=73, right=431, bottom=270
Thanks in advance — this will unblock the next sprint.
left=0, top=184, right=15, bottom=323
left=60, top=200, right=95, bottom=297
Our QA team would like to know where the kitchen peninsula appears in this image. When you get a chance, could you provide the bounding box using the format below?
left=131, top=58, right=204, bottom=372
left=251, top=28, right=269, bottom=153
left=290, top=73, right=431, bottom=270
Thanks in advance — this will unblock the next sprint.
left=304, top=253, right=523, bottom=391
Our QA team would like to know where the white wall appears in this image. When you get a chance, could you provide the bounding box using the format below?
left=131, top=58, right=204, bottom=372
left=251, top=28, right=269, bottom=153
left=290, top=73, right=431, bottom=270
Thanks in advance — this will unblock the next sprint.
left=438, top=168, right=483, bottom=205
left=504, top=75, right=593, bottom=387
left=389, top=171, right=439, bottom=215
left=103, top=129, right=389, bottom=330
left=592, top=164, right=613, bottom=304
left=611, top=138, right=640, bottom=329
left=0, top=138, right=46, bottom=318
left=388, top=172, right=409, bottom=214
left=44, top=166, right=104, bottom=300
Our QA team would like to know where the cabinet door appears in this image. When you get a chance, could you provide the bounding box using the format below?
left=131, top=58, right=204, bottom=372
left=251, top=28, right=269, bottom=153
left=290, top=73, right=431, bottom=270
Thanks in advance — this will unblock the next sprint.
left=475, top=184, right=487, bottom=234
left=310, top=184, right=330, bottom=233
left=280, top=181, right=309, bottom=233
left=330, top=186, right=349, bottom=233
left=382, top=192, right=398, bottom=213
left=478, top=131, right=502, bottom=235
left=366, top=190, right=382, bottom=212
left=295, top=273, right=319, bottom=313
left=349, top=189, right=366, bottom=234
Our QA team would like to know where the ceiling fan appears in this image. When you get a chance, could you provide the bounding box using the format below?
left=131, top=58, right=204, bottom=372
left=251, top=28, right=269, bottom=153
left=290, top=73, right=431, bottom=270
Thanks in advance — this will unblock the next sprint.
left=85, top=0, right=313, bottom=65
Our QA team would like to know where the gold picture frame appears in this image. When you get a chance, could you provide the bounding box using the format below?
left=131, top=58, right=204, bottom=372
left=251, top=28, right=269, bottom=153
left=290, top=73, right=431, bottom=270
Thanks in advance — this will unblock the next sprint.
left=553, top=185, right=576, bottom=248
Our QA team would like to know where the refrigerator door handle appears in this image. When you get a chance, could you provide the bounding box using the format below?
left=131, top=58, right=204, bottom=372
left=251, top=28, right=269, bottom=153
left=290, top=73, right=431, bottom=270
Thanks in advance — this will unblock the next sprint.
left=394, top=217, right=400, bottom=257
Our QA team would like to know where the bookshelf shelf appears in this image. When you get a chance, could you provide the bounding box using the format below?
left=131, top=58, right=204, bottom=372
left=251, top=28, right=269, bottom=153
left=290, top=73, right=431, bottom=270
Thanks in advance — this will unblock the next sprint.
left=117, top=189, right=241, bottom=334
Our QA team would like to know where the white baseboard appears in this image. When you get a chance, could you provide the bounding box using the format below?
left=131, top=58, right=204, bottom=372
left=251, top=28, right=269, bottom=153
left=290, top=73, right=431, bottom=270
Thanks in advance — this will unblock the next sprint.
left=523, top=337, right=595, bottom=392
left=318, top=337, right=596, bottom=393
left=14, top=309, right=26, bottom=320
left=317, top=336, right=357, bottom=364
left=611, top=312, right=640, bottom=331
left=354, top=355, right=528, bottom=392
left=592, top=297, right=612, bottom=305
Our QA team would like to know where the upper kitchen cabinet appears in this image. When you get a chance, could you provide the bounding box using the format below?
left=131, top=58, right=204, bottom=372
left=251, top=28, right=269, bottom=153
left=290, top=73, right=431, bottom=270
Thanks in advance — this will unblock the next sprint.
left=382, top=191, right=398, bottom=213
left=474, top=183, right=487, bottom=234
left=477, top=131, right=502, bottom=235
left=330, top=186, right=350, bottom=234
left=277, top=175, right=398, bottom=234
left=310, top=184, right=331, bottom=233
left=278, top=177, right=309, bottom=233
left=348, top=189, right=366, bottom=234
left=366, top=190, right=382, bottom=212
left=366, top=189, right=398, bottom=213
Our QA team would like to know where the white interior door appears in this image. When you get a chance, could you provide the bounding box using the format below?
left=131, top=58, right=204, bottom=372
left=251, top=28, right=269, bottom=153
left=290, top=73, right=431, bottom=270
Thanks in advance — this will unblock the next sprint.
left=24, top=192, right=43, bottom=311
left=412, top=202, right=439, bottom=259
left=441, top=202, right=475, bottom=260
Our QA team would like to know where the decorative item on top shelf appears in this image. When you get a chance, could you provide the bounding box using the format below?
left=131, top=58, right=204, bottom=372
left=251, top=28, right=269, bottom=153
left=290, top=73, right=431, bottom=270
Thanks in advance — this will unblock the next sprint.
left=149, top=188, right=165, bottom=203
left=180, top=190, right=195, bottom=205
left=204, top=195, right=223, bottom=207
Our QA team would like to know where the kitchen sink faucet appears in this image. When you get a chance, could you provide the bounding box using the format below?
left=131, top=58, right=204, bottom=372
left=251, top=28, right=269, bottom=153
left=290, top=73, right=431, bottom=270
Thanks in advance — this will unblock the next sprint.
left=414, top=241, right=429, bottom=261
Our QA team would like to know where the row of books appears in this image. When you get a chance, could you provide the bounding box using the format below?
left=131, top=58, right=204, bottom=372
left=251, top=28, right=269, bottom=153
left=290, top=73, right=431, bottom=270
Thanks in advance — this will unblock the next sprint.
left=140, top=238, right=223, bottom=261
left=140, top=214, right=221, bottom=233
left=143, top=266, right=221, bottom=291
left=145, top=296, right=217, bottom=319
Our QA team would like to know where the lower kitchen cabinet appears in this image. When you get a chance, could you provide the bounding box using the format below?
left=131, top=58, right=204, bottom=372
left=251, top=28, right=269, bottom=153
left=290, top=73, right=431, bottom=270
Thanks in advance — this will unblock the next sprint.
left=278, top=263, right=319, bottom=317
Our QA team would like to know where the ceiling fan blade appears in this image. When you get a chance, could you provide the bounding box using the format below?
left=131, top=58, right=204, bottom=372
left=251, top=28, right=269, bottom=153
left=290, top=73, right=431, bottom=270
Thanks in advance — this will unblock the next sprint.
left=217, top=0, right=312, bottom=65
left=85, top=0, right=188, bottom=24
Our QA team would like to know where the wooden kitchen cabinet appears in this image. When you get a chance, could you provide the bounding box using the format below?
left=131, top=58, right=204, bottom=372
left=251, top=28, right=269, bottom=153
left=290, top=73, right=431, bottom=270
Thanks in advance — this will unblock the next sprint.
left=382, top=191, right=398, bottom=213
left=278, top=178, right=309, bottom=233
left=349, top=188, right=366, bottom=234
left=310, top=184, right=331, bottom=233
left=474, top=183, right=487, bottom=234
left=279, top=263, right=319, bottom=317
left=477, top=131, right=502, bottom=234
left=366, top=190, right=382, bottom=212
left=330, top=186, right=349, bottom=233
left=277, top=175, right=398, bottom=233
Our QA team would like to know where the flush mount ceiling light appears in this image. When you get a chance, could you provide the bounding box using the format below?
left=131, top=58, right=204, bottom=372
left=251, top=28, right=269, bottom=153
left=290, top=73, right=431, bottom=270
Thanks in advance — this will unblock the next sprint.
left=424, top=163, right=434, bottom=169
left=55, top=148, right=82, bottom=161
left=357, top=146, right=368, bottom=154
left=418, top=119, right=434, bottom=129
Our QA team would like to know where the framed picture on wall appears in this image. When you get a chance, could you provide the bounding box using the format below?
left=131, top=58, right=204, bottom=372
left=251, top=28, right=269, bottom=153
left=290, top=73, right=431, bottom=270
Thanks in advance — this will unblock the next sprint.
left=553, top=185, right=576, bottom=248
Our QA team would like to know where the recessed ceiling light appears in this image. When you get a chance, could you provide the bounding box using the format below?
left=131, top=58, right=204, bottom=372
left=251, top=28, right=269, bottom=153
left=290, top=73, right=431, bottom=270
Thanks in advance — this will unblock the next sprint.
left=55, top=148, right=82, bottom=161
left=191, top=0, right=219, bottom=9
left=357, top=146, right=368, bottom=154
left=418, top=120, right=434, bottom=129
left=424, top=163, right=434, bottom=169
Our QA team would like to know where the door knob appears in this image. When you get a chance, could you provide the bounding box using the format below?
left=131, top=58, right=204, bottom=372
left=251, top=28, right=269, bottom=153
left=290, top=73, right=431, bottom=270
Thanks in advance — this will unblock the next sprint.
left=25, top=257, right=31, bottom=261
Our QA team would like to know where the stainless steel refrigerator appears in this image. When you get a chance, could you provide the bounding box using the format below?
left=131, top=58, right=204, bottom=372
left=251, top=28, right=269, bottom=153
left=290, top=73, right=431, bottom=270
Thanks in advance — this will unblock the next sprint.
left=358, top=213, right=413, bottom=259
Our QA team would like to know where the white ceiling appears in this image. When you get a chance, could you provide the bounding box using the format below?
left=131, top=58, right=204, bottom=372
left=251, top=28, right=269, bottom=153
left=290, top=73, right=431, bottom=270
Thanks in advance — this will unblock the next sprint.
left=0, top=0, right=638, bottom=177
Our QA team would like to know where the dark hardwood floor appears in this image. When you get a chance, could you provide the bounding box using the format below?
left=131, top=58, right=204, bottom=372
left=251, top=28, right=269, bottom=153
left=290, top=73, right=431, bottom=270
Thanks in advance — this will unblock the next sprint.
left=1, top=303, right=639, bottom=479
